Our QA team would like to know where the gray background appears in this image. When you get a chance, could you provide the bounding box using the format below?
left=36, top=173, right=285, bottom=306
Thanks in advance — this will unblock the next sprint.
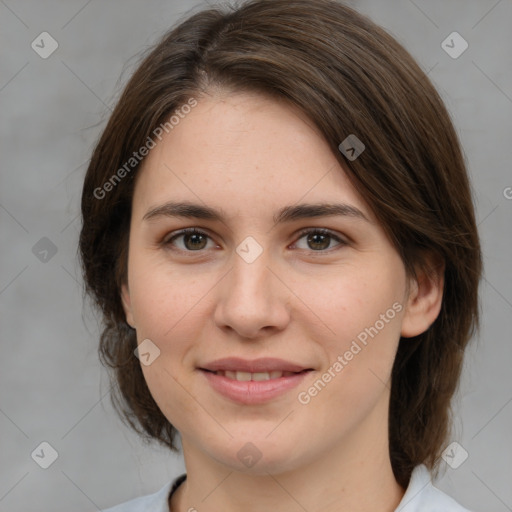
left=1, top=0, right=511, bottom=510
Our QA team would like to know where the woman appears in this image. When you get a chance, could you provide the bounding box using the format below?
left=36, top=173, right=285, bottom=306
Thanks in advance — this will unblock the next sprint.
left=79, top=0, right=482, bottom=510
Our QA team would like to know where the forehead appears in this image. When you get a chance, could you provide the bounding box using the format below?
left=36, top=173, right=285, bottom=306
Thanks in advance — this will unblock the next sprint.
left=131, top=91, right=373, bottom=222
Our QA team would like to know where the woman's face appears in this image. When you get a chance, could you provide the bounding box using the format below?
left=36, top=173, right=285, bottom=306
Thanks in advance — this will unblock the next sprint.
left=121, top=91, right=422, bottom=474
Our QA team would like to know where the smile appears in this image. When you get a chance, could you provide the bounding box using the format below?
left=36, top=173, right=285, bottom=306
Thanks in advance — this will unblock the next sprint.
left=199, top=358, right=313, bottom=404
left=210, top=370, right=299, bottom=381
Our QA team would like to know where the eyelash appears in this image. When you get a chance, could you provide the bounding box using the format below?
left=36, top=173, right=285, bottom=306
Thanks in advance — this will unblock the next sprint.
left=162, top=227, right=347, bottom=253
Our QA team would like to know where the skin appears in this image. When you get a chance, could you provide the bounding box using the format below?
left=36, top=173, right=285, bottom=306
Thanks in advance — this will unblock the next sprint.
left=121, top=91, right=444, bottom=512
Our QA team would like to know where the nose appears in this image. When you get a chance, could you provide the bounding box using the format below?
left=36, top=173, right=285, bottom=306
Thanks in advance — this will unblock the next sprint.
left=213, top=248, right=291, bottom=339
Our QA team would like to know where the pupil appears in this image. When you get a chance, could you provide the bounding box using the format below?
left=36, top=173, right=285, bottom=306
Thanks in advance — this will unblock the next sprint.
left=308, top=233, right=330, bottom=250
left=185, top=233, right=206, bottom=250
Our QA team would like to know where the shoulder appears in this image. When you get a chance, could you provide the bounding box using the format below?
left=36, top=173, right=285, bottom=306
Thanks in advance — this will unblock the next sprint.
left=102, top=480, right=174, bottom=512
left=396, top=464, right=472, bottom=512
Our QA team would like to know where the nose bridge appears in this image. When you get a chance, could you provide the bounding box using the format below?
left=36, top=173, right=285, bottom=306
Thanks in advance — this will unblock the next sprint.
left=228, top=244, right=275, bottom=308
left=232, top=248, right=271, bottom=296
left=213, top=242, right=289, bottom=336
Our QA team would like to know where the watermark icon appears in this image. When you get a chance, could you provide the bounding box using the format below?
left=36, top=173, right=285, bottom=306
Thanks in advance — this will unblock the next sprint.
left=93, top=97, right=198, bottom=200
left=31, top=32, right=58, bottom=59
left=298, top=302, right=403, bottom=404
left=32, top=237, right=58, bottom=263
left=134, top=338, right=161, bottom=366
left=338, top=134, right=365, bottom=161
left=441, top=441, right=468, bottom=469
left=236, top=236, right=263, bottom=263
left=237, top=442, right=263, bottom=467
left=31, top=441, right=59, bottom=469
left=441, top=32, right=468, bottom=59
left=503, top=187, right=512, bottom=200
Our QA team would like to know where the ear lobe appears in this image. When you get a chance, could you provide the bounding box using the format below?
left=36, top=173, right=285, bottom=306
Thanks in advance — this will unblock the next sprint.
left=401, top=257, right=445, bottom=338
left=121, top=283, right=136, bottom=329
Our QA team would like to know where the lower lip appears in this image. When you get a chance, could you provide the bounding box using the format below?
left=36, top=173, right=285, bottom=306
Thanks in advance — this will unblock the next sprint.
left=200, top=370, right=311, bottom=405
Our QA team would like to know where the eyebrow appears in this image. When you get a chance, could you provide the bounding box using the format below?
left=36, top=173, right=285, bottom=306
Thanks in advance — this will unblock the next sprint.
left=142, top=201, right=369, bottom=224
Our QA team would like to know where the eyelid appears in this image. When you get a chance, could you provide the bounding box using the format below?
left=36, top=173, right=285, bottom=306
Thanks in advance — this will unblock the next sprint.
left=163, top=227, right=210, bottom=243
left=162, top=226, right=348, bottom=253
left=162, top=227, right=219, bottom=250
left=291, top=227, right=347, bottom=250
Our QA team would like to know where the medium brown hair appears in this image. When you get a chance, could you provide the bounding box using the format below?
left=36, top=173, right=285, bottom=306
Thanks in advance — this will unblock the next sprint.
left=79, top=0, right=482, bottom=488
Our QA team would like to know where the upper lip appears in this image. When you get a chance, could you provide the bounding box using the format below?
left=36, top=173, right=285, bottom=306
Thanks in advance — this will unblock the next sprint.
left=200, top=357, right=311, bottom=373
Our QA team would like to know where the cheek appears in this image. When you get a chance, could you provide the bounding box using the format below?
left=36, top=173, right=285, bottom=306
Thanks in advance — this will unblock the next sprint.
left=294, top=260, right=405, bottom=349
left=129, top=266, right=210, bottom=426
left=295, top=298, right=403, bottom=438
left=140, top=363, right=201, bottom=436
left=293, top=261, right=405, bottom=404
left=128, top=256, right=215, bottom=341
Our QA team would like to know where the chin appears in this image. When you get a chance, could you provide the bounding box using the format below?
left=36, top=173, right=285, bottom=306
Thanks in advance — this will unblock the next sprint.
left=202, top=434, right=313, bottom=476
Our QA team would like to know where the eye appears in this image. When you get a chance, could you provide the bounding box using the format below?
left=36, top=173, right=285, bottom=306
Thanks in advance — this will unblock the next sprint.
left=293, top=228, right=345, bottom=251
left=162, top=227, right=346, bottom=253
left=163, top=228, right=217, bottom=251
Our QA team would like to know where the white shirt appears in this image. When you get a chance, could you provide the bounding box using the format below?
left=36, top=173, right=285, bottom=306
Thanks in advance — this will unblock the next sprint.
left=103, top=464, right=471, bottom=512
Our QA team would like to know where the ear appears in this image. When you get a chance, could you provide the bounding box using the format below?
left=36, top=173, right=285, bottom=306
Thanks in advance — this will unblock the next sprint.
left=121, top=282, right=136, bottom=329
left=401, top=254, right=445, bottom=338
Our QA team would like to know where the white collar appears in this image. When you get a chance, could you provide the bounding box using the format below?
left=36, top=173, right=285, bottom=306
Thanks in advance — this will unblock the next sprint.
left=103, top=464, right=471, bottom=511
left=395, top=464, right=471, bottom=511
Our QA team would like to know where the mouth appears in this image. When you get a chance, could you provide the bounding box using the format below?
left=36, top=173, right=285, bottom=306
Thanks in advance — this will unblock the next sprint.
left=198, top=358, right=314, bottom=404
left=201, top=369, right=309, bottom=381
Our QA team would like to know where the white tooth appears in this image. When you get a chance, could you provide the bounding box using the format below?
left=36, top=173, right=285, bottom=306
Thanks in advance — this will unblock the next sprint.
left=252, top=372, right=271, bottom=381
left=236, top=371, right=252, bottom=381
left=224, top=371, right=237, bottom=380
left=270, top=371, right=284, bottom=379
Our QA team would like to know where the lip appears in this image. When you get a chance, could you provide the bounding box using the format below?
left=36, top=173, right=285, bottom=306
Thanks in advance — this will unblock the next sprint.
left=199, top=358, right=313, bottom=405
left=200, top=357, right=309, bottom=373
